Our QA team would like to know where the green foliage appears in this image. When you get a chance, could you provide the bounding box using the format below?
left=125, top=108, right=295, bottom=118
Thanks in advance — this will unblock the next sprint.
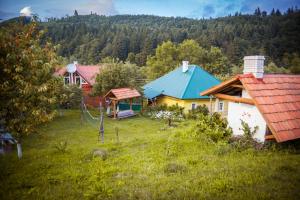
left=0, top=22, right=60, bottom=137
left=93, top=61, right=143, bottom=95
left=186, top=104, right=209, bottom=119
left=229, top=120, right=261, bottom=151
left=290, top=53, right=300, bottom=74
left=146, top=41, right=179, bottom=79
left=146, top=40, right=230, bottom=79
left=54, top=141, right=68, bottom=153
left=240, top=120, right=259, bottom=139
left=35, top=10, right=300, bottom=70
left=264, top=61, right=290, bottom=74
left=190, top=113, right=232, bottom=142
left=59, top=85, right=82, bottom=109
left=0, top=110, right=300, bottom=199
left=144, top=104, right=184, bottom=126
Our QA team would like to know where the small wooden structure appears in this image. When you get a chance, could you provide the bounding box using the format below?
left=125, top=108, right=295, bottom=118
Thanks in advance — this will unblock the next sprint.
left=104, top=88, right=141, bottom=119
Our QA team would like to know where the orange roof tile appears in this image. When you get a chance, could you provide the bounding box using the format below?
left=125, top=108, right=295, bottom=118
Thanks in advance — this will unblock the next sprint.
left=240, top=74, right=300, bottom=142
left=104, top=88, right=141, bottom=101
left=202, top=73, right=300, bottom=143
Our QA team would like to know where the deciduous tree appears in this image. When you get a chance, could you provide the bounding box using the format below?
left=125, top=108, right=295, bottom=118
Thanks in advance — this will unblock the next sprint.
left=0, top=22, right=61, bottom=158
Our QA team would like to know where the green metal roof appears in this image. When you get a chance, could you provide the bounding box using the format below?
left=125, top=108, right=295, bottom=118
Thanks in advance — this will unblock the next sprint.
left=143, top=65, right=220, bottom=99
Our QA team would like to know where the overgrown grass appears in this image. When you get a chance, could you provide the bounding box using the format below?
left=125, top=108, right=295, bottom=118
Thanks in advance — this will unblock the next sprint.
left=0, top=110, right=300, bottom=199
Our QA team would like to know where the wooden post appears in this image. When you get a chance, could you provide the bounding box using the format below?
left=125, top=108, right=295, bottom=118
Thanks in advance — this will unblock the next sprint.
left=113, top=100, right=116, bottom=119
left=130, top=98, right=133, bottom=110
left=115, top=127, right=119, bottom=143
left=209, top=95, right=213, bottom=116
left=99, top=101, right=104, bottom=143
left=80, top=98, right=84, bottom=126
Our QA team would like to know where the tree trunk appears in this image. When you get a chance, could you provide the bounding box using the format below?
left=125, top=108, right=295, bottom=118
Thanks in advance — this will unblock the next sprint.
left=17, top=142, right=22, bottom=159
left=16, top=133, right=22, bottom=159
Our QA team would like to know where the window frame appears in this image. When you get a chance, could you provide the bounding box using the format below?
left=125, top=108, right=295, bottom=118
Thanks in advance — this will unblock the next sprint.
left=218, top=101, right=224, bottom=112
left=191, top=103, right=197, bottom=110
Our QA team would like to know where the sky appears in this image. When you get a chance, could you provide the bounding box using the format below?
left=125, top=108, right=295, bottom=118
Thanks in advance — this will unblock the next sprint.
left=0, top=0, right=300, bottom=21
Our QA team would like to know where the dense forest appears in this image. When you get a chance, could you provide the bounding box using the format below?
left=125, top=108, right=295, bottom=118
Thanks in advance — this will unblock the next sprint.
left=38, top=8, right=300, bottom=69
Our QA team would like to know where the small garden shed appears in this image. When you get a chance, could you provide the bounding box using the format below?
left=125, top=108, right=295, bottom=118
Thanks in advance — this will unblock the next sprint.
left=104, top=88, right=141, bottom=119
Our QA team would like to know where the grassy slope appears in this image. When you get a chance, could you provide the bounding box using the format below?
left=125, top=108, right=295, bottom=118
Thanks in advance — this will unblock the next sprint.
left=0, top=110, right=300, bottom=200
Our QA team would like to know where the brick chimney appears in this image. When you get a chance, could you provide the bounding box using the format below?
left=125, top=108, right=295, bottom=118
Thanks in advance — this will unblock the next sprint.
left=243, top=56, right=265, bottom=78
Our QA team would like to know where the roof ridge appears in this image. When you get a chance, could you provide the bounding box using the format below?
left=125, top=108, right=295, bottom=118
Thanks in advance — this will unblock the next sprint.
left=195, top=65, right=221, bottom=82
left=181, top=66, right=196, bottom=99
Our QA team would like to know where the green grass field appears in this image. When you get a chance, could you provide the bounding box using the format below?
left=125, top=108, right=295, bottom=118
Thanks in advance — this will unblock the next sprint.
left=1, top=110, right=300, bottom=200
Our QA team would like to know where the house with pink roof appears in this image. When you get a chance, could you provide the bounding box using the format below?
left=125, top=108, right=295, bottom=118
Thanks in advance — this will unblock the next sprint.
left=54, top=61, right=102, bottom=106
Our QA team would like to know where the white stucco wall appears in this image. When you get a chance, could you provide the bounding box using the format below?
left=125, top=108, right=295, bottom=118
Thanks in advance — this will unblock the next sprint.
left=227, top=102, right=267, bottom=142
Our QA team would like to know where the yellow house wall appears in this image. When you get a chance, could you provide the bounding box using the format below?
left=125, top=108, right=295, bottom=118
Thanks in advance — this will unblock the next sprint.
left=156, top=96, right=228, bottom=115
left=156, top=96, right=205, bottom=113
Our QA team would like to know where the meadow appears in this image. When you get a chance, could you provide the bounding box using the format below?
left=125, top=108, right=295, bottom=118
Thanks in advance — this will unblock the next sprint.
left=0, top=110, right=299, bottom=200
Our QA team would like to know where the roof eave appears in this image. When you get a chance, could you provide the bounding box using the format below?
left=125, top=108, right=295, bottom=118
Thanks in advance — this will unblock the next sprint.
left=200, top=76, right=240, bottom=96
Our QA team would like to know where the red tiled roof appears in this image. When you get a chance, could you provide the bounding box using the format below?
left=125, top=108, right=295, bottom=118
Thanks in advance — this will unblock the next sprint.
left=201, top=73, right=300, bottom=142
left=104, top=88, right=141, bottom=101
left=240, top=74, right=300, bottom=142
left=53, top=64, right=101, bottom=85
left=76, top=65, right=101, bottom=85
left=54, top=67, right=66, bottom=76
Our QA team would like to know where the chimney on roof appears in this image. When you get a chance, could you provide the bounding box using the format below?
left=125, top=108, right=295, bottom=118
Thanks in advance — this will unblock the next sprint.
left=182, top=61, right=189, bottom=73
left=243, top=55, right=265, bottom=78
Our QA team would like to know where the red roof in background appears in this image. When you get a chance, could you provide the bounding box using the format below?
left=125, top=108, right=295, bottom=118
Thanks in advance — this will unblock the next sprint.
left=76, top=65, right=101, bottom=85
left=54, top=64, right=101, bottom=85
left=240, top=74, right=300, bottom=142
left=104, top=88, right=141, bottom=101
left=54, top=67, right=66, bottom=76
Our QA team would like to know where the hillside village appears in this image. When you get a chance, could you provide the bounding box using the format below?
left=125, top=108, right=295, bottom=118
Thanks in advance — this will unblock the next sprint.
left=1, top=3, right=300, bottom=200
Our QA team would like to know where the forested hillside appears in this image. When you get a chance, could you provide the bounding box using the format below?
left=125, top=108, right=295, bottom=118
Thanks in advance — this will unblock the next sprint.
left=40, top=8, right=300, bottom=68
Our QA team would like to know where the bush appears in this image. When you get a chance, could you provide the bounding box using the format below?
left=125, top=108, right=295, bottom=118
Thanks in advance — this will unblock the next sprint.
left=191, top=113, right=232, bottom=142
left=54, top=141, right=68, bottom=153
left=229, top=120, right=262, bottom=151
left=186, top=104, right=209, bottom=119
left=144, top=104, right=184, bottom=126
left=59, top=85, right=82, bottom=109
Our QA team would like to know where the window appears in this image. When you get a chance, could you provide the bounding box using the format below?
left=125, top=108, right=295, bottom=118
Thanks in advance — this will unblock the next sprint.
left=64, top=77, right=70, bottom=85
left=81, top=78, right=87, bottom=84
left=191, top=103, right=197, bottom=110
left=218, top=101, right=224, bottom=112
left=75, top=76, right=81, bottom=85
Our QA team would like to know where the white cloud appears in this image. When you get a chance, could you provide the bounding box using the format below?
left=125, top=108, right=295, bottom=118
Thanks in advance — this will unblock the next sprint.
left=77, top=0, right=117, bottom=15
left=20, top=6, right=32, bottom=17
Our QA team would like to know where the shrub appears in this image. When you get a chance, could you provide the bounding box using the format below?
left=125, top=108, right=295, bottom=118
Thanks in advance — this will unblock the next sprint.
left=54, top=141, right=68, bottom=153
left=59, top=85, right=83, bottom=109
left=229, top=120, right=262, bottom=151
left=144, top=104, right=184, bottom=126
left=186, top=104, right=209, bottom=119
left=191, top=113, right=232, bottom=142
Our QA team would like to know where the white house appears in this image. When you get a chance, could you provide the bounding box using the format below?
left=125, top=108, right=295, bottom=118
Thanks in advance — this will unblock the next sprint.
left=201, top=56, right=300, bottom=143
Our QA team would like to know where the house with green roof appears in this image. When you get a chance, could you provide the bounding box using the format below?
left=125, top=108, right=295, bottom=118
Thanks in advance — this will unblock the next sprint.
left=143, top=61, right=227, bottom=113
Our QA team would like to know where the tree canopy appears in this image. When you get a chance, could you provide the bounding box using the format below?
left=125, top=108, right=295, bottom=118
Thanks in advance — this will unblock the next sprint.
left=0, top=22, right=61, bottom=138
left=33, top=7, right=300, bottom=72
left=146, top=40, right=230, bottom=79
left=93, top=60, right=143, bottom=95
